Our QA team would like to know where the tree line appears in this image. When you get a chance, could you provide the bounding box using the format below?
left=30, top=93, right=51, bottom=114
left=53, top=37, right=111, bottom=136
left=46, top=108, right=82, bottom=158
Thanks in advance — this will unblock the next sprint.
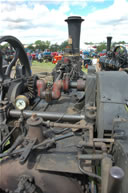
left=85, top=41, right=127, bottom=52
left=27, top=40, right=69, bottom=52
left=0, top=40, right=69, bottom=52
left=0, top=40, right=127, bottom=53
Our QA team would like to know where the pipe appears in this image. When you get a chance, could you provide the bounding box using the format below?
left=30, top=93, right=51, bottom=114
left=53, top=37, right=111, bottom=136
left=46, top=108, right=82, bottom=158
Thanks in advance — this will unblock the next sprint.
left=79, top=141, right=107, bottom=152
left=9, top=109, right=85, bottom=122
left=65, top=16, right=84, bottom=54
left=93, top=138, right=114, bottom=143
left=107, top=36, right=112, bottom=52
left=108, top=166, right=124, bottom=193
left=46, top=121, right=91, bottom=130
left=101, top=156, right=112, bottom=193
left=78, top=154, right=104, bottom=160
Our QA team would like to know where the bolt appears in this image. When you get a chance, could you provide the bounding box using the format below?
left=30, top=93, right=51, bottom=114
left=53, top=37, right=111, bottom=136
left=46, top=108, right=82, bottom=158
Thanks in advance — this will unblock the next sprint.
left=31, top=114, right=37, bottom=120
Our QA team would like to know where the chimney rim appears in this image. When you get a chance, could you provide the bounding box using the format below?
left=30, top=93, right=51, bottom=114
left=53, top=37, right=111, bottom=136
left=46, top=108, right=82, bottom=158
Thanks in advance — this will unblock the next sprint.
left=65, top=16, right=84, bottom=22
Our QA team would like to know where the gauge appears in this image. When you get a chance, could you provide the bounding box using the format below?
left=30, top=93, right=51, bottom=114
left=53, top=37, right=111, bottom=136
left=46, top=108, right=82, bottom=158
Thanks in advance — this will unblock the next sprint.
left=15, top=95, right=29, bottom=110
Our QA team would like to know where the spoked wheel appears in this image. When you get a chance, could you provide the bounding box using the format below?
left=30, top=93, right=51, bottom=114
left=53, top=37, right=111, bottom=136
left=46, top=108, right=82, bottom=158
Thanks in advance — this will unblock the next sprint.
left=0, top=35, right=31, bottom=82
left=113, top=46, right=127, bottom=68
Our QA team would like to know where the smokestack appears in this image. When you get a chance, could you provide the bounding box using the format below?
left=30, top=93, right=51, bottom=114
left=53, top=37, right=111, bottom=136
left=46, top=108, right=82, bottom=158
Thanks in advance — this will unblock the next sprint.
left=107, top=36, right=112, bottom=52
left=65, top=16, right=84, bottom=54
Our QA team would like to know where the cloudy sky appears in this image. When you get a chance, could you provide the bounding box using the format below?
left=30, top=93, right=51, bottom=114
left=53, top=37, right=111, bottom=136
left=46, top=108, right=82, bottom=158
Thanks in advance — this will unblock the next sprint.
left=0, top=0, right=128, bottom=48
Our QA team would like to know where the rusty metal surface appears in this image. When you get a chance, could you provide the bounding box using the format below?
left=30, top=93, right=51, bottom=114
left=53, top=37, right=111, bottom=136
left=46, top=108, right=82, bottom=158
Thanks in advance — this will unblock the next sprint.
left=0, top=158, right=84, bottom=193
left=36, top=152, right=81, bottom=173
left=36, top=136, right=91, bottom=174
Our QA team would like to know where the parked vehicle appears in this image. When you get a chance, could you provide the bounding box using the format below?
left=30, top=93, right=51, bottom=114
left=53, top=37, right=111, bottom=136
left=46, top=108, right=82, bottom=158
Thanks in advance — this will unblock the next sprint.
left=51, top=52, right=58, bottom=57
left=82, top=50, right=90, bottom=57
left=52, top=55, right=63, bottom=64
left=99, top=50, right=106, bottom=56
left=43, top=49, right=52, bottom=62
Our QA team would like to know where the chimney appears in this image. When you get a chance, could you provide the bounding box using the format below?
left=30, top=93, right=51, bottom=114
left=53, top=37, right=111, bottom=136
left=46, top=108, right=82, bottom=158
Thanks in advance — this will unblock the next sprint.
left=107, top=36, right=112, bottom=52
left=65, top=16, right=84, bottom=54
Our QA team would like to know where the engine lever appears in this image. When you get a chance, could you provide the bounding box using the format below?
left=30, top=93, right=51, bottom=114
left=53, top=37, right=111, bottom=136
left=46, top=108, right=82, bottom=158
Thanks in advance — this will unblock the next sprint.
left=7, top=135, right=24, bottom=154
left=34, top=132, right=74, bottom=150
left=19, top=138, right=37, bottom=164
left=54, top=132, right=74, bottom=141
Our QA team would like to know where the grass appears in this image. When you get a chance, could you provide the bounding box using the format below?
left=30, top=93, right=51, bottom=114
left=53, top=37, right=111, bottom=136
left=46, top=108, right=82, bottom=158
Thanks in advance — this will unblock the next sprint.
left=31, top=60, right=87, bottom=74
left=32, top=60, right=56, bottom=74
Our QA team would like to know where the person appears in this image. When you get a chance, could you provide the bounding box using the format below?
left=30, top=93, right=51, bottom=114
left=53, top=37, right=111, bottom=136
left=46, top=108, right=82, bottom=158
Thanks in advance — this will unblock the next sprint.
left=28, top=53, right=32, bottom=65
left=27, top=53, right=32, bottom=74
left=92, top=56, right=98, bottom=66
left=38, top=53, right=42, bottom=62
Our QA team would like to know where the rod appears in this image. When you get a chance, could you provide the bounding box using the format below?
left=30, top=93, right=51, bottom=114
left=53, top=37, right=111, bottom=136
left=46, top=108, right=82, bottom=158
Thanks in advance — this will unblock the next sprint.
left=101, top=156, right=112, bottom=193
left=78, top=154, right=103, bottom=160
left=108, top=166, right=124, bottom=193
left=9, top=109, right=85, bottom=122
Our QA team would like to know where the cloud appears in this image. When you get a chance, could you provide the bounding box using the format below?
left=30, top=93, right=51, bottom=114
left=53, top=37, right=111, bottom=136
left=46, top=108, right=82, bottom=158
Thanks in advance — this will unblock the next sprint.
left=80, top=0, right=128, bottom=47
left=0, top=1, right=69, bottom=44
left=0, top=0, right=128, bottom=49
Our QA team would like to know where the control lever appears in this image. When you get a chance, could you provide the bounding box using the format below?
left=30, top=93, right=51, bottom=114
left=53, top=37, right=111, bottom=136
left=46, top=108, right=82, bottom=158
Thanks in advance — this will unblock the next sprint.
left=19, top=138, right=37, bottom=164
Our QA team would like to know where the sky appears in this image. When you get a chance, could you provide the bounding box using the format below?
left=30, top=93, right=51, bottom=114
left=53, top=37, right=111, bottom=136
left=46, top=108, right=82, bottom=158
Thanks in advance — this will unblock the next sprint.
left=0, top=0, right=128, bottom=48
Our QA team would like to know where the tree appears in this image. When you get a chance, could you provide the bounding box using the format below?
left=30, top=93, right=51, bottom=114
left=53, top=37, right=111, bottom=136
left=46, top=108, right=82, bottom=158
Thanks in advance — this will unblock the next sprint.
left=45, top=40, right=51, bottom=49
left=34, top=40, right=43, bottom=50
left=34, top=40, right=51, bottom=51
left=84, top=42, right=93, bottom=45
left=50, top=43, right=60, bottom=52
left=27, top=44, right=35, bottom=51
left=112, top=41, right=126, bottom=47
left=97, top=42, right=106, bottom=52
left=59, top=40, right=68, bottom=51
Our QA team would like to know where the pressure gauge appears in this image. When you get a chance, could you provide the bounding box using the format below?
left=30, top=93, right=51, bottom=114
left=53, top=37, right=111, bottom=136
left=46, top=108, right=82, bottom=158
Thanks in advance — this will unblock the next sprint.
left=15, top=95, right=29, bottom=110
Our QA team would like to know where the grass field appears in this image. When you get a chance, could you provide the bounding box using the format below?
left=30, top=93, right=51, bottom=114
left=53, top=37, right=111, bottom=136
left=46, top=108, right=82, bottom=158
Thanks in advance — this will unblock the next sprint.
left=32, top=61, right=56, bottom=74
left=31, top=60, right=87, bottom=74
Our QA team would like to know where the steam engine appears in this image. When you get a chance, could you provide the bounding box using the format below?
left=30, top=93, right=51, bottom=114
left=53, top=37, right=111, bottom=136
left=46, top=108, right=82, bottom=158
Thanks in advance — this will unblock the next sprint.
left=0, top=16, right=128, bottom=193
left=99, top=36, right=128, bottom=70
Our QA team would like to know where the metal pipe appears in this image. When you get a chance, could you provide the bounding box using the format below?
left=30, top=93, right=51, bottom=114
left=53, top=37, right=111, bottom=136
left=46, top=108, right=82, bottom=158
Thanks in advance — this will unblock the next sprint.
left=78, top=154, right=103, bottom=160
left=93, top=138, right=114, bottom=143
left=47, top=121, right=91, bottom=129
left=108, top=166, right=124, bottom=193
left=9, top=109, right=85, bottom=122
left=79, top=141, right=107, bottom=152
left=101, top=156, right=112, bottom=193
